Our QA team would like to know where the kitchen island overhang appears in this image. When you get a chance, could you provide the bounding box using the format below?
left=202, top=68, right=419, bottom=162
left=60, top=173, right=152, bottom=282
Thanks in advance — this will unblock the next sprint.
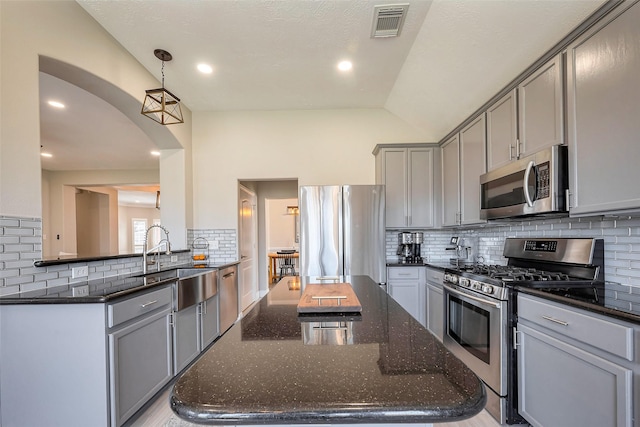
left=170, top=276, right=486, bottom=425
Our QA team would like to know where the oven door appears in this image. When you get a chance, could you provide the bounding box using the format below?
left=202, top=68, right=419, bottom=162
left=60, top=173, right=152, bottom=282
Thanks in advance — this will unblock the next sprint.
left=443, top=283, right=507, bottom=396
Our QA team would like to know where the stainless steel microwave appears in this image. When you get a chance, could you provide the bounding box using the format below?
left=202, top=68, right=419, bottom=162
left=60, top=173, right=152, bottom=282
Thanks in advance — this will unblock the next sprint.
left=480, top=145, right=568, bottom=220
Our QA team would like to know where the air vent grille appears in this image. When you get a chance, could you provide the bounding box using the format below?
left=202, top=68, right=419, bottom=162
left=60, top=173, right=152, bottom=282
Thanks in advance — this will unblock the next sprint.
left=372, top=4, right=409, bottom=38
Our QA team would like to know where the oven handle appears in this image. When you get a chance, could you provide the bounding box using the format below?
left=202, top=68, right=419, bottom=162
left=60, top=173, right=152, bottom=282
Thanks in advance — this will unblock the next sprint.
left=443, top=283, right=501, bottom=309
left=523, top=160, right=535, bottom=207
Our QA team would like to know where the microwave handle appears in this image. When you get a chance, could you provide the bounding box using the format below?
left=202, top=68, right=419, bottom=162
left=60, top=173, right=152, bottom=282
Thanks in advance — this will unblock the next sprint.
left=523, top=160, right=535, bottom=207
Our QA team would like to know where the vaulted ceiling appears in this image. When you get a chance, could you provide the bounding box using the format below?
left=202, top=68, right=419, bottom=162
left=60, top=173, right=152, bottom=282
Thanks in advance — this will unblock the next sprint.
left=41, top=0, right=607, bottom=176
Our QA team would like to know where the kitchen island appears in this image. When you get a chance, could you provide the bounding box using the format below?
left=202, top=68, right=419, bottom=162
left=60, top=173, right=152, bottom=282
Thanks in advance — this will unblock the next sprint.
left=170, top=275, right=486, bottom=425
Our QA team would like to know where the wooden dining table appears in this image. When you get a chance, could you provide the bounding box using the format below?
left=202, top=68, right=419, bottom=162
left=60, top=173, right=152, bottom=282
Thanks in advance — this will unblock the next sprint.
left=268, top=252, right=299, bottom=284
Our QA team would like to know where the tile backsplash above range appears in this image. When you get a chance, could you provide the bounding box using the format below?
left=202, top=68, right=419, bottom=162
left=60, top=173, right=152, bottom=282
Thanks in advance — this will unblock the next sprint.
left=385, top=215, right=640, bottom=288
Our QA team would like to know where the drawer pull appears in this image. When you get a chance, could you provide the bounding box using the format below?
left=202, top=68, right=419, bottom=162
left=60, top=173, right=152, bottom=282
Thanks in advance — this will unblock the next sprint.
left=542, top=315, right=569, bottom=326
left=223, top=272, right=235, bottom=279
left=140, top=300, right=158, bottom=308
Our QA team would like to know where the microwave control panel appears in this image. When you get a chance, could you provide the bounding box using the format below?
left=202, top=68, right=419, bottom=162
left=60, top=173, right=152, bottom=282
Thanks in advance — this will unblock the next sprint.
left=536, top=162, right=550, bottom=199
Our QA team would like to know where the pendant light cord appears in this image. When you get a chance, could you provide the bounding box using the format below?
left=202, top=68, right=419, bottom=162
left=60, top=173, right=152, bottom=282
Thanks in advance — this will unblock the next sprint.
left=161, top=60, right=165, bottom=89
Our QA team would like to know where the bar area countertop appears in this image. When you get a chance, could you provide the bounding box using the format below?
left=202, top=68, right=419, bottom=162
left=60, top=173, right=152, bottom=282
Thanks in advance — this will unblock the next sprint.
left=170, top=275, right=486, bottom=425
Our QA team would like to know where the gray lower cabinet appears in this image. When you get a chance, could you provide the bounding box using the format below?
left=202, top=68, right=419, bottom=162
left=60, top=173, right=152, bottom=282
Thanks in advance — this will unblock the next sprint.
left=173, top=303, right=200, bottom=373
left=425, top=268, right=444, bottom=341
left=387, top=266, right=426, bottom=327
left=566, top=1, right=640, bottom=216
left=200, top=294, right=220, bottom=349
left=108, top=306, right=173, bottom=427
left=174, top=296, right=220, bottom=373
left=517, top=294, right=637, bottom=427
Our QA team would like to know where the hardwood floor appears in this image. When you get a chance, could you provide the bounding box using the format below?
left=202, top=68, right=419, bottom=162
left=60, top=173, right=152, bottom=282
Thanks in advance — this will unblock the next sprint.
left=127, top=387, right=503, bottom=427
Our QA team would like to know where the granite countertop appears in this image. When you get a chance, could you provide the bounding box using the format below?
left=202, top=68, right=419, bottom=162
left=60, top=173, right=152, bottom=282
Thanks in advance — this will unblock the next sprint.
left=0, top=261, right=240, bottom=305
left=170, top=275, right=486, bottom=425
left=386, top=261, right=450, bottom=271
left=515, top=285, right=640, bottom=325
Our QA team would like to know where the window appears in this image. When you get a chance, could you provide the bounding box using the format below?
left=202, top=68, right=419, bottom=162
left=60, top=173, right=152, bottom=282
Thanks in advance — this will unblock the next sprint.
left=132, top=219, right=147, bottom=253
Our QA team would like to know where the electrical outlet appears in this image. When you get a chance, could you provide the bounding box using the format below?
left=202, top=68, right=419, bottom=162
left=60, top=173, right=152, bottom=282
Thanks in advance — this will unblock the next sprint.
left=71, top=266, right=88, bottom=279
left=211, top=240, right=219, bottom=250
left=171, top=255, right=178, bottom=262
left=72, top=285, right=89, bottom=297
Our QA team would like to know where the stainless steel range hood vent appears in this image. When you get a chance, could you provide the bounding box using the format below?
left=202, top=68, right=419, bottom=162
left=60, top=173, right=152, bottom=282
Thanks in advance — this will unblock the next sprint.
left=371, top=4, right=409, bottom=38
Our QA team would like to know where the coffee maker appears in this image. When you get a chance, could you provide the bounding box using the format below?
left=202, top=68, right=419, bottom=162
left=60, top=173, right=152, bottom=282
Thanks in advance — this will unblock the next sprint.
left=396, top=232, right=423, bottom=264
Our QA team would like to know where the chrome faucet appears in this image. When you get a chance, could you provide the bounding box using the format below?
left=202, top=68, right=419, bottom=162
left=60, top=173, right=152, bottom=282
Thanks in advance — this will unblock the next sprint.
left=143, top=225, right=171, bottom=274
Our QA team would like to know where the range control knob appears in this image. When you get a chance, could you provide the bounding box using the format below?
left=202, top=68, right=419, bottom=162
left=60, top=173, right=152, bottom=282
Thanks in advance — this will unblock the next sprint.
left=482, top=284, right=494, bottom=294
left=459, top=278, right=470, bottom=287
left=444, top=273, right=457, bottom=284
left=470, top=280, right=481, bottom=290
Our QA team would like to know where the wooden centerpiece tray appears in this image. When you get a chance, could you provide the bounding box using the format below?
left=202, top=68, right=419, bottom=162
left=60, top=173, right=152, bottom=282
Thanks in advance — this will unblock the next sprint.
left=296, top=282, right=362, bottom=314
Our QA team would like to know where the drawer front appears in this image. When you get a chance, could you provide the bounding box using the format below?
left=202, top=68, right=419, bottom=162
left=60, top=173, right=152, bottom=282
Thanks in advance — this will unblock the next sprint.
left=426, top=268, right=444, bottom=285
left=387, top=267, right=421, bottom=280
left=108, top=286, right=173, bottom=328
left=518, top=294, right=634, bottom=361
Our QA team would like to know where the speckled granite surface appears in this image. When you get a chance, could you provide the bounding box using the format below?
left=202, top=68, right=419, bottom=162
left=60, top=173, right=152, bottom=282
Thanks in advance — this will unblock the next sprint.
left=0, top=261, right=239, bottom=304
left=170, top=275, right=486, bottom=425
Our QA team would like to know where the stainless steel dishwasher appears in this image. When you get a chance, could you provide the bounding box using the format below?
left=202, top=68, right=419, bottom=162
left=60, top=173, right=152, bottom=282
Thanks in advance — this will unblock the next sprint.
left=218, top=264, right=239, bottom=333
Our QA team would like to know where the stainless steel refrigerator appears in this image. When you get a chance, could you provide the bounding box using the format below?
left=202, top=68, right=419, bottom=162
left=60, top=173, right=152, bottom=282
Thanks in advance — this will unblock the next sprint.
left=299, top=185, right=386, bottom=284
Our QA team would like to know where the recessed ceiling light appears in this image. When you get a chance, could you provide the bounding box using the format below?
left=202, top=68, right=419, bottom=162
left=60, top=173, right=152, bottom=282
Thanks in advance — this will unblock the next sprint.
left=197, top=63, right=213, bottom=74
left=48, top=100, right=65, bottom=109
left=151, top=150, right=161, bottom=156
left=337, top=61, right=353, bottom=72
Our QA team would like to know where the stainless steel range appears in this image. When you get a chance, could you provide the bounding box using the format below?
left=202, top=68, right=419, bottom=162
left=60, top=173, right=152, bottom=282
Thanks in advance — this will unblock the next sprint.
left=442, top=237, right=604, bottom=425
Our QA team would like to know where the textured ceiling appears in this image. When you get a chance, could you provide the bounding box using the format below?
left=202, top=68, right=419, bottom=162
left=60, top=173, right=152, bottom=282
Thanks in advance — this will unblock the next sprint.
left=42, top=0, right=607, bottom=174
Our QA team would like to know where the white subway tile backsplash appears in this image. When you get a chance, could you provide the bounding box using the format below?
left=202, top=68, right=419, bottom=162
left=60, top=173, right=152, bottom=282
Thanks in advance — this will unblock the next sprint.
left=386, top=214, right=640, bottom=287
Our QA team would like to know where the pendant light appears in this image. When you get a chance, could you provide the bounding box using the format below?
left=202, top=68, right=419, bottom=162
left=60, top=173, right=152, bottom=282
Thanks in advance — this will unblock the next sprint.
left=141, top=49, right=184, bottom=125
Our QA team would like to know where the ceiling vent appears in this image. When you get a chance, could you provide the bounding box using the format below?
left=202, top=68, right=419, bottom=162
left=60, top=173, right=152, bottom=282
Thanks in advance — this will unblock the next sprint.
left=371, top=4, right=409, bottom=38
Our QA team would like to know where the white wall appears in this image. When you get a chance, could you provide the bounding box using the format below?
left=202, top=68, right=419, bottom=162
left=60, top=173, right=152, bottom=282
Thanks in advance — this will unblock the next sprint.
left=266, top=198, right=298, bottom=251
left=192, top=109, right=429, bottom=230
left=0, top=1, right=192, bottom=245
left=42, top=169, right=159, bottom=257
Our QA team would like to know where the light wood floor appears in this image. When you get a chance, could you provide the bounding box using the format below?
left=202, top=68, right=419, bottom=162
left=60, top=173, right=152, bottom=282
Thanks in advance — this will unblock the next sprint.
left=126, top=387, right=503, bottom=427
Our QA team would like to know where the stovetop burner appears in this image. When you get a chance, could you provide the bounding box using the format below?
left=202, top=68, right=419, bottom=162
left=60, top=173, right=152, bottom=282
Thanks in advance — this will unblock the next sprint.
left=454, top=264, right=576, bottom=282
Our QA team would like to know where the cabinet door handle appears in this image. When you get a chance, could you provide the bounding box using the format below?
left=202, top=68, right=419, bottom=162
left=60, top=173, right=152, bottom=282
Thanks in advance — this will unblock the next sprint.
left=140, top=300, right=158, bottom=308
left=509, top=144, right=514, bottom=161
left=223, top=272, right=235, bottom=279
left=542, top=315, right=569, bottom=326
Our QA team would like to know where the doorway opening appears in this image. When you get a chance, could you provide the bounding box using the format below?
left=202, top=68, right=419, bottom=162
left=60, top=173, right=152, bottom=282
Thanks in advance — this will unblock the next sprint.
left=238, top=179, right=299, bottom=299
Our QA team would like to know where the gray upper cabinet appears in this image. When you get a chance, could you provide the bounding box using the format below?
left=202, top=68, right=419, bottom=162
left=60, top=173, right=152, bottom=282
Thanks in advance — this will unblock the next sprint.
left=566, top=1, right=640, bottom=216
left=486, top=89, right=518, bottom=171
left=459, top=115, right=487, bottom=225
left=441, top=115, right=486, bottom=227
left=518, top=54, right=564, bottom=157
left=486, top=54, right=563, bottom=172
left=375, top=145, right=436, bottom=229
left=441, top=135, right=460, bottom=227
